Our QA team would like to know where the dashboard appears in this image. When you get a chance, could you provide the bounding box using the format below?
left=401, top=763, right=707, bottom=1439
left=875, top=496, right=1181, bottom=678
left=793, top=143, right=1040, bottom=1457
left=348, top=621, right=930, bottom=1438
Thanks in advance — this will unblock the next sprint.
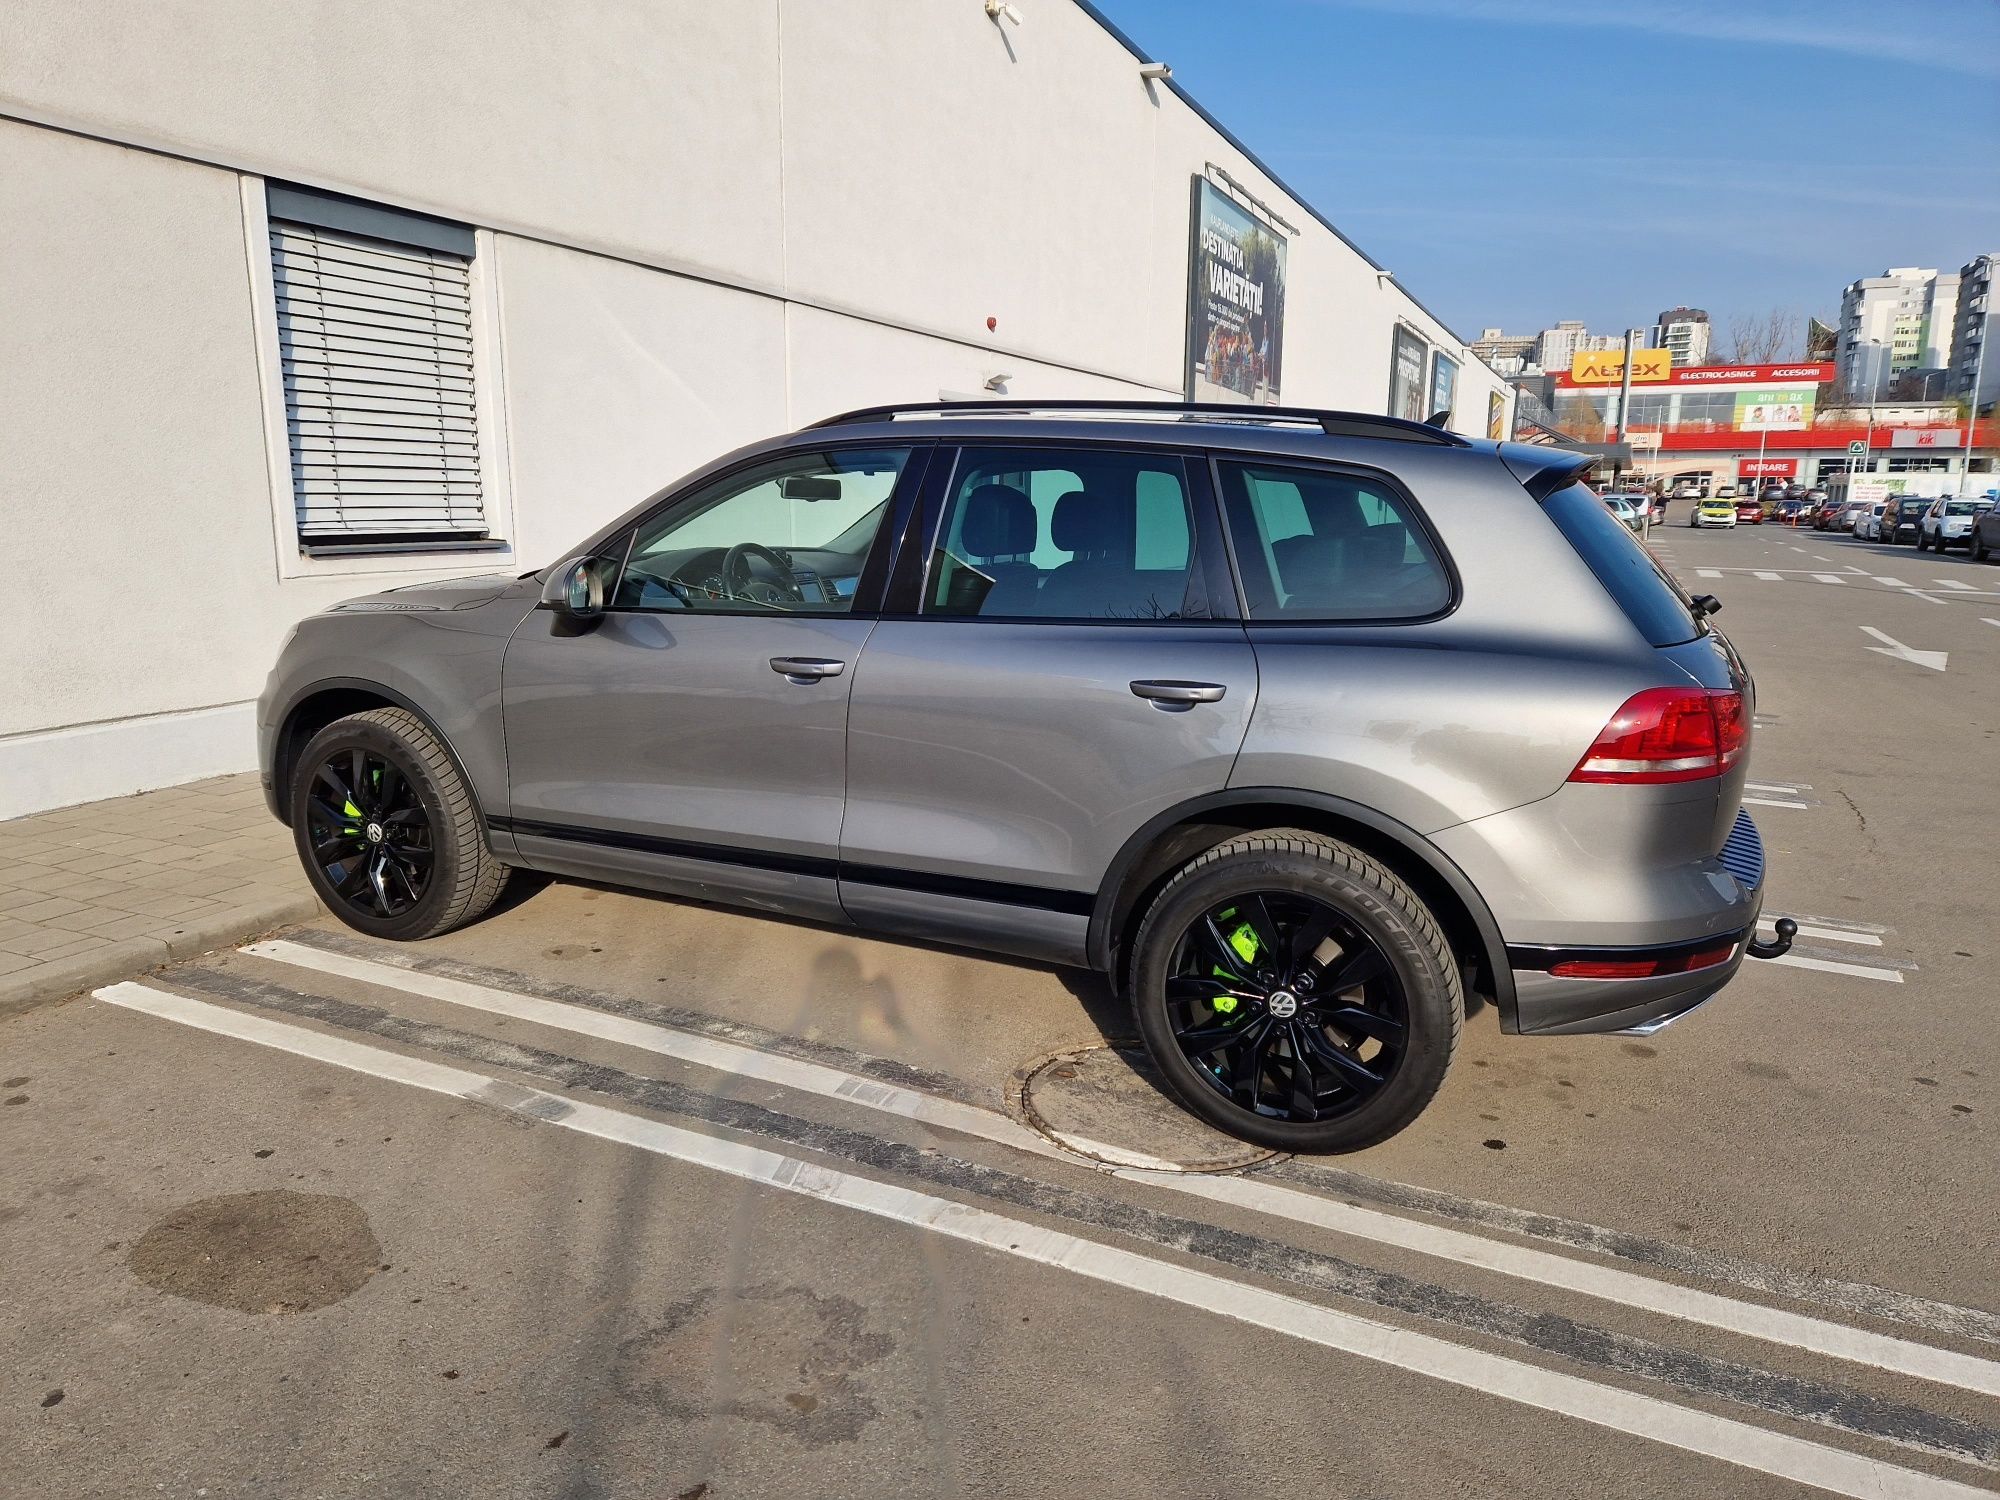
left=617, top=544, right=863, bottom=611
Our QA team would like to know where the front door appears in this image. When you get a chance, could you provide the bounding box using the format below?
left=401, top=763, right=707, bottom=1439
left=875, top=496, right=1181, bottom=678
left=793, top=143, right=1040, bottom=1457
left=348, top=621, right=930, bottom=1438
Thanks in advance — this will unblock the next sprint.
left=840, top=442, right=1257, bottom=963
left=501, top=443, right=920, bottom=920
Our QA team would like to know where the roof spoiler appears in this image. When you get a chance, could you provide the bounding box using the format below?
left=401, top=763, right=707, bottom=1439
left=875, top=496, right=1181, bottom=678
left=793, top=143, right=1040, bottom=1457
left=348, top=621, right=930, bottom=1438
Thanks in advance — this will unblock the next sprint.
left=1500, top=444, right=1595, bottom=501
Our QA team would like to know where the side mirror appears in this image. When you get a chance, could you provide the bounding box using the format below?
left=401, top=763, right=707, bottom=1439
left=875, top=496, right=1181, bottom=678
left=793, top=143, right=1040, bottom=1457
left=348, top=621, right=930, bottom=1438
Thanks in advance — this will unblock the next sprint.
left=540, top=556, right=607, bottom=624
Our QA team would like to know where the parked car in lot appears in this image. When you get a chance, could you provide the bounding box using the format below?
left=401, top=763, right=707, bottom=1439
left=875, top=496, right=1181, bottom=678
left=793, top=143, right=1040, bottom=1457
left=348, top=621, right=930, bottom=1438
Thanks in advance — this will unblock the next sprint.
left=1885, top=497, right=1930, bottom=545
left=1602, top=493, right=1648, bottom=533
left=1691, top=497, right=1738, bottom=528
left=1972, top=497, right=2000, bottom=562
left=1811, top=498, right=1848, bottom=531
left=1777, top=498, right=1809, bottom=524
left=1835, top=502, right=1868, bottom=532
left=1735, top=499, right=1764, bottom=524
left=1919, top=496, right=1996, bottom=552
left=256, top=399, right=1783, bottom=1151
left=1714, top=484, right=1738, bottom=499
left=1804, top=487, right=1828, bottom=505
left=1672, top=481, right=1703, bottom=501
left=1854, top=502, right=1888, bottom=541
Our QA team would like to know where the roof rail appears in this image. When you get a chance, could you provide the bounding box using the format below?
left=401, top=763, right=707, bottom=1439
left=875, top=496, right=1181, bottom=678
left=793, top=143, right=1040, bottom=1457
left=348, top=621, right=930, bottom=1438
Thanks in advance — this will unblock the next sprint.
left=806, top=399, right=1471, bottom=447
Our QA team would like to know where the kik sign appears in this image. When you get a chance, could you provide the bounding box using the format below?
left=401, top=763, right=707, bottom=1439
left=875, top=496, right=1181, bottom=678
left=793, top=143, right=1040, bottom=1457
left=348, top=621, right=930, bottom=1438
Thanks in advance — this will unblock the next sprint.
left=1569, top=348, right=1673, bottom=384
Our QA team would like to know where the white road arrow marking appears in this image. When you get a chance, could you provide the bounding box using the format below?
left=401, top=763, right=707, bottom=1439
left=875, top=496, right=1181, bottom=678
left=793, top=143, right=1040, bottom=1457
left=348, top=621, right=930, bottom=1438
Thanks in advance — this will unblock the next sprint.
left=1860, top=626, right=1948, bottom=671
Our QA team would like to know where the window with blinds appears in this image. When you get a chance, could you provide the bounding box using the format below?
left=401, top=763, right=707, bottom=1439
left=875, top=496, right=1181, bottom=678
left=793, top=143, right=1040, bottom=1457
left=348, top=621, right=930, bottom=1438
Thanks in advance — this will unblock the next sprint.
left=267, top=185, right=496, bottom=553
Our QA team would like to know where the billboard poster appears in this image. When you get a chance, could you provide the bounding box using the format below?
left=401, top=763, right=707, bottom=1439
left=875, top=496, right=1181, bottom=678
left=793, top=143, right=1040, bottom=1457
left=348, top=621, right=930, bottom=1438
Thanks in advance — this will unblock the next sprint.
left=1487, top=388, right=1506, bottom=440
left=1428, top=352, right=1458, bottom=424
left=1732, top=388, right=1815, bottom=431
left=1185, top=178, right=1287, bottom=404
left=1389, top=325, right=1430, bottom=421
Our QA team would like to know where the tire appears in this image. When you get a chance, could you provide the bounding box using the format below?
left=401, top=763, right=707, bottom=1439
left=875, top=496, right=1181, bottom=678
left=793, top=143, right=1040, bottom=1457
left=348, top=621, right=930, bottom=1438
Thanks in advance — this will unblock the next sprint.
left=1974, top=535, right=1990, bottom=563
left=290, top=707, right=510, bottom=940
left=1127, top=829, right=1462, bottom=1153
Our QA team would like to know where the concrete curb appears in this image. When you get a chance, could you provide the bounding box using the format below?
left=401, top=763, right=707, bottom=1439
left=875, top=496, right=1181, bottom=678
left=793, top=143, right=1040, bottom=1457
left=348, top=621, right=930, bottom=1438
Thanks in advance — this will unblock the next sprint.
left=0, top=891, right=324, bottom=1020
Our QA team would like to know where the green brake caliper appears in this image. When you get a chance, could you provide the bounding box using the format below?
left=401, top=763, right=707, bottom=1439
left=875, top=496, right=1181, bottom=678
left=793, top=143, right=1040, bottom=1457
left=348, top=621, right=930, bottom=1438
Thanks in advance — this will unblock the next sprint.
left=1208, top=906, right=1262, bottom=1020
left=342, top=795, right=363, bottom=835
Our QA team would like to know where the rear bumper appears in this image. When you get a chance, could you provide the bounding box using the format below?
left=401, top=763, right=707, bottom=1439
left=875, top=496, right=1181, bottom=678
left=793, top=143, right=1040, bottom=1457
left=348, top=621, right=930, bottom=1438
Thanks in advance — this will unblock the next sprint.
left=1491, top=808, right=1766, bottom=1036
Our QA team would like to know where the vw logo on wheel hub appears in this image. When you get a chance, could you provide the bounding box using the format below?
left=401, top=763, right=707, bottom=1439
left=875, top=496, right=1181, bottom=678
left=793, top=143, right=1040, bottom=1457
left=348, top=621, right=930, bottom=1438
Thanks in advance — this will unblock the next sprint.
left=1268, top=990, right=1299, bottom=1018
left=364, top=821, right=385, bottom=845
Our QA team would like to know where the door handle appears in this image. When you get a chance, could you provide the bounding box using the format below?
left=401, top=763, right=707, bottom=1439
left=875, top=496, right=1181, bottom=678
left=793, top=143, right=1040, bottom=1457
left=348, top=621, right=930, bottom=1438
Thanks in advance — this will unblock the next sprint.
left=770, top=656, right=846, bottom=682
left=1130, top=679, right=1226, bottom=709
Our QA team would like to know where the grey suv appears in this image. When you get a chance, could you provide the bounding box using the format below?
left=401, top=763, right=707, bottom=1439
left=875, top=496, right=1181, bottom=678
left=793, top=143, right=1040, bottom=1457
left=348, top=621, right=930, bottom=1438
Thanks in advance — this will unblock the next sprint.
left=259, top=401, right=1791, bottom=1151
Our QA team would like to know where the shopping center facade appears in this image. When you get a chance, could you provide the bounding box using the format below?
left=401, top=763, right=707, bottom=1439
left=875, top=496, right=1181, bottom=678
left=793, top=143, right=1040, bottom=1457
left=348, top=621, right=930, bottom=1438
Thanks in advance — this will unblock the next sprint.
left=1552, top=360, right=1994, bottom=496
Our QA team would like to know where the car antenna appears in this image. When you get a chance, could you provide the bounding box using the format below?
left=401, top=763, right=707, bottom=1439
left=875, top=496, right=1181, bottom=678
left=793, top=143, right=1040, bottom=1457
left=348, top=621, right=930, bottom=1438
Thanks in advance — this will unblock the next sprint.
left=1423, top=409, right=1452, bottom=428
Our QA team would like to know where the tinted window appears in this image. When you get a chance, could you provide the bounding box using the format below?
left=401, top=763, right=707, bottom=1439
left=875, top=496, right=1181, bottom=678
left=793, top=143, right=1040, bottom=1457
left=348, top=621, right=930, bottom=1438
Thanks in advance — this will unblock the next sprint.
left=925, top=448, right=1205, bottom=620
left=613, top=447, right=908, bottom=612
left=1542, top=483, right=1700, bottom=647
left=1215, top=460, right=1450, bottom=621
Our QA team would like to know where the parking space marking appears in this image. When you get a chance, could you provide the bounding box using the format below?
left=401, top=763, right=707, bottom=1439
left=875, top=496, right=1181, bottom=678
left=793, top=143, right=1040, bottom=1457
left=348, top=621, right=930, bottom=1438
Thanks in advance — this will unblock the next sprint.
left=1934, top=580, right=1977, bottom=591
left=1697, top=568, right=1724, bottom=578
left=239, top=940, right=1126, bottom=1169
left=241, top=939, right=1984, bottom=1395
left=1874, top=577, right=1910, bottom=588
left=1812, top=574, right=1845, bottom=585
left=1743, top=795, right=1811, bottom=810
left=1754, top=571, right=1784, bottom=580
left=1746, top=780, right=1811, bottom=793
left=91, top=980, right=2000, bottom=1499
left=1765, top=952, right=1907, bottom=984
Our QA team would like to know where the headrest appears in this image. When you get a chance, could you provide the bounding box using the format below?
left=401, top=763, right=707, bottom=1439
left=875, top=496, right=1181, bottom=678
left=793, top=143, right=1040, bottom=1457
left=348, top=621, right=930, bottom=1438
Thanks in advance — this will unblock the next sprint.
left=1298, top=481, right=1368, bottom=537
left=960, top=483, right=1036, bottom=558
left=1051, top=490, right=1128, bottom=555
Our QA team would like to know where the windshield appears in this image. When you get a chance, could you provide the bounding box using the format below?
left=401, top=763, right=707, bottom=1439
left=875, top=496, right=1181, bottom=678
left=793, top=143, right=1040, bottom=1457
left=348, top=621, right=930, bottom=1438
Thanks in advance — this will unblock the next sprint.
left=1944, top=501, right=1979, bottom=516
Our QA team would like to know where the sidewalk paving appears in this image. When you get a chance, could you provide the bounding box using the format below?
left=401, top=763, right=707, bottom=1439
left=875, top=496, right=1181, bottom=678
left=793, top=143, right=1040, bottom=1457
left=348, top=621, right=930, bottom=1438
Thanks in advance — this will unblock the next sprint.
left=0, top=772, right=322, bottom=1016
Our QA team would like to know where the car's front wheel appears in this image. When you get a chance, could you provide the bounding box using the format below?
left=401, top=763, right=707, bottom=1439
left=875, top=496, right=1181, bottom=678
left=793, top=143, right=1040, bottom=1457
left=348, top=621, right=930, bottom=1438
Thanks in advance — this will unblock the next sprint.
left=290, top=707, right=510, bottom=940
left=1128, top=831, right=1461, bottom=1153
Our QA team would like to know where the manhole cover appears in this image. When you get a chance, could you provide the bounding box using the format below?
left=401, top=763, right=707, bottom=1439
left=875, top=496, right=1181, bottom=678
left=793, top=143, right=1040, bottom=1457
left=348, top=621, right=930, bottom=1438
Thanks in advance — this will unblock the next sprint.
left=1018, top=1044, right=1281, bottom=1173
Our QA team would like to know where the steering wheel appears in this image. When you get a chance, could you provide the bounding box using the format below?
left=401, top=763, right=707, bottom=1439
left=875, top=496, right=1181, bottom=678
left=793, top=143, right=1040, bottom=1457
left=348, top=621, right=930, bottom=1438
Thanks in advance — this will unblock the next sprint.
left=720, top=542, right=805, bottom=606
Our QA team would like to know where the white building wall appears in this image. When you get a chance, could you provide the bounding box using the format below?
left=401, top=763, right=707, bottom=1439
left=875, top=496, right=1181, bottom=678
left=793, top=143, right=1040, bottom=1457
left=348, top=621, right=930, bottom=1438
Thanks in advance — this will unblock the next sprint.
left=0, top=0, right=1512, bottom=818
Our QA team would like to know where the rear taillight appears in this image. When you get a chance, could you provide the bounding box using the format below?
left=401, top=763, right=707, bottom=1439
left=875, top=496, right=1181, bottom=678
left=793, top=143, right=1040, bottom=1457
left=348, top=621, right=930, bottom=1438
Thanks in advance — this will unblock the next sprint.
left=1568, top=687, right=1746, bottom=784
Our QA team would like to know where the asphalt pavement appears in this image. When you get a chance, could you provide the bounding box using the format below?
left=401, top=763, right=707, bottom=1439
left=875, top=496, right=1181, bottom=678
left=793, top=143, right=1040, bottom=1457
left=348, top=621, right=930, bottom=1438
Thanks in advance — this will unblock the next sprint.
left=4, top=514, right=1997, bottom=1500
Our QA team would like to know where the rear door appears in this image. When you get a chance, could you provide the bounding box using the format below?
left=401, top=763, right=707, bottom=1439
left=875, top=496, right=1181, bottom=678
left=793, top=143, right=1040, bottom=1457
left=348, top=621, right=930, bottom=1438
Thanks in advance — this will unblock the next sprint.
left=838, top=441, right=1256, bottom=964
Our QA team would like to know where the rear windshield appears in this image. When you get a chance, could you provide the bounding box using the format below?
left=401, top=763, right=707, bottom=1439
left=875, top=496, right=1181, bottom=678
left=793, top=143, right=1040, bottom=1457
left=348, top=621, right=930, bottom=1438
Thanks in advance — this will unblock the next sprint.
left=1541, top=483, right=1702, bottom=646
left=1944, top=500, right=1979, bottom=515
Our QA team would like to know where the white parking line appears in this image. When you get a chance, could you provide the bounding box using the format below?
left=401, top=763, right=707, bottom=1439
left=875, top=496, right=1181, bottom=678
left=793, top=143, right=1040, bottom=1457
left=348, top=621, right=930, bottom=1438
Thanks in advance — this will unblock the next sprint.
left=1753, top=571, right=1784, bottom=581
left=1745, top=781, right=1810, bottom=793
left=89, top=981, right=2000, bottom=1500
left=239, top=940, right=1978, bottom=1394
left=1764, top=953, right=1906, bottom=984
left=1985, top=618, right=2000, bottom=629
left=1934, top=579, right=1976, bottom=591
left=1874, top=577, right=1909, bottom=588
left=1742, top=796, right=1810, bottom=810
left=1812, top=574, right=1844, bottom=585
left=1697, top=568, right=1723, bottom=578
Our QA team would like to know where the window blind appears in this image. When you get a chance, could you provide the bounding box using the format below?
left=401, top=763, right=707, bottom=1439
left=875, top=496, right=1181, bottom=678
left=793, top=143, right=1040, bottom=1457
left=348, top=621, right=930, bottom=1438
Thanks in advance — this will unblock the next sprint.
left=271, top=216, right=486, bottom=542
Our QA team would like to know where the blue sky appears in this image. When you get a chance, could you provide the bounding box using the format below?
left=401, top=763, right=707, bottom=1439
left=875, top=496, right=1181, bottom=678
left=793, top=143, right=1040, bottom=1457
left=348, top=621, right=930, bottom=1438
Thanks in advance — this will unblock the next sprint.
left=1095, top=0, right=2000, bottom=344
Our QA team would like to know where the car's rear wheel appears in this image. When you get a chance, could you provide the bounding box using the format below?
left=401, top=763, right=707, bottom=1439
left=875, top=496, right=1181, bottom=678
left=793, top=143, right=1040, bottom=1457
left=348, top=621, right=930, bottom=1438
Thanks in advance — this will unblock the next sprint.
left=1975, top=535, right=1991, bottom=562
left=1128, top=830, right=1461, bottom=1152
left=291, top=707, right=510, bottom=940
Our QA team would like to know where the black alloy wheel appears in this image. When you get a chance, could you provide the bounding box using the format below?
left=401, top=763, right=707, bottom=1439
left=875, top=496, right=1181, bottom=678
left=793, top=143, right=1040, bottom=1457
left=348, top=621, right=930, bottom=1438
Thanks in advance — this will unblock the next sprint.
left=1163, top=890, right=1408, bottom=1124
left=303, top=746, right=434, bottom=918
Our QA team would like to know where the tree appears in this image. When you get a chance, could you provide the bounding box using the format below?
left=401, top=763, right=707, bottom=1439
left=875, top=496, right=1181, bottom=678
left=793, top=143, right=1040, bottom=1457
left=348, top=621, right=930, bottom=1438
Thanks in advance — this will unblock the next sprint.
left=1554, top=392, right=1606, bottom=441
left=1724, top=309, right=1799, bottom=364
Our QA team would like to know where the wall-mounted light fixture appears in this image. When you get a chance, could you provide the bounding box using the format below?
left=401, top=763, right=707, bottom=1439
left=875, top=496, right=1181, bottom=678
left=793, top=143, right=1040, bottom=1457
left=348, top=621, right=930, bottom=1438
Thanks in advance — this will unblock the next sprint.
left=984, top=0, right=1022, bottom=26
left=1139, top=62, right=1172, bottom=82
left=983, top=371, right=1013, bottom=391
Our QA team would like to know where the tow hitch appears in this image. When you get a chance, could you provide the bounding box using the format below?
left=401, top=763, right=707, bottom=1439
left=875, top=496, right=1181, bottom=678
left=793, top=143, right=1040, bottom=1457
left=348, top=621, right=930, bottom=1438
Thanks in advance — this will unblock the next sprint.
left=1747, top=918, right=1797, bottom=960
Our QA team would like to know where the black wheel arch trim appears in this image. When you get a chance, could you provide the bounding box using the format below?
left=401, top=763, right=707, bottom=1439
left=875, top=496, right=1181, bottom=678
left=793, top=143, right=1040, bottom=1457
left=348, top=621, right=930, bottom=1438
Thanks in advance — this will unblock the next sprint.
left=1087, top=787, right=1517, bottom=1025
left=270, top=678, right=490, bottom=843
